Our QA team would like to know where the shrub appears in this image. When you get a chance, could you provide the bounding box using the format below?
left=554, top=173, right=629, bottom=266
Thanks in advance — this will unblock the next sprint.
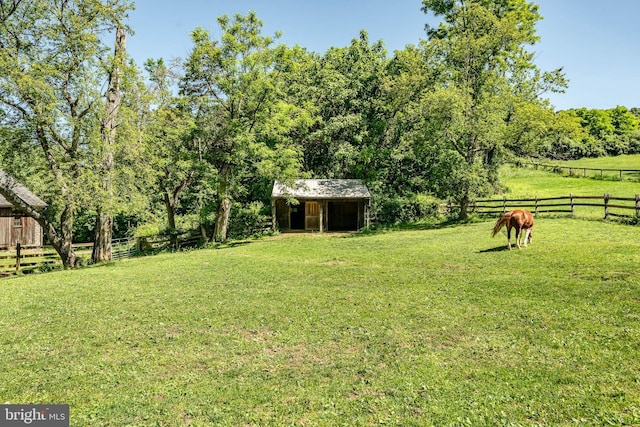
left=375, top=194, right=440, bottom=225
left=228, top=201, right=273, bottom=239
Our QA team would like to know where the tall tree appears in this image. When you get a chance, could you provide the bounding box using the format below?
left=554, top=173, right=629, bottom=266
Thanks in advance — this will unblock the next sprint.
left=0, top=0, right=132, bottom=267
left=294, top=31, right=391, bottom=182
left=421, top=0, right=566, bottom=219
left=92, top=23, right=126, bottom=263
left=181, top=12, right=303, bottom=242
left=143, top=58, right=211, bottom=236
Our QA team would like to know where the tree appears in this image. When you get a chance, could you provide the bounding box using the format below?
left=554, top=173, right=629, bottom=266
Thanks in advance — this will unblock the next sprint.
left=0, top=0, right=132, bottom=267
left=420, top=0, right=566, bottom=219
left=293, top=31, right=391, bottom=182
left=181, top=12, right=303, bottom=242
left=92, top=23, right=127, bottom=263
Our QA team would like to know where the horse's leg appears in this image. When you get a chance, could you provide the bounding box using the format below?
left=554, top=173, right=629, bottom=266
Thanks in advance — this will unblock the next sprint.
left=506, top=225, right=512, bottom=250
left=515, top=226, right=522, bottom=249
left=523, top=229, right=531, bottom=247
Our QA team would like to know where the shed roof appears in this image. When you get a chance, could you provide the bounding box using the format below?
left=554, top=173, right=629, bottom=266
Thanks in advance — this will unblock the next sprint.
left=0, top=170, right=47, bottom=209
left=272, top=179, right=371, bottom=200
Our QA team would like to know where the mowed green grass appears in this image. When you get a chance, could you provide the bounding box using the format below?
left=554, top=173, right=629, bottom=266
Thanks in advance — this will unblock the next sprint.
left=555, top=154, right=640, bottom=170
left=1, top=218, right=639, bottom=425
left=500, top=164, right=640, bottom=199
left=499, top=161, right=640, bottom=220
left=505, top=154, right=640, bottom=199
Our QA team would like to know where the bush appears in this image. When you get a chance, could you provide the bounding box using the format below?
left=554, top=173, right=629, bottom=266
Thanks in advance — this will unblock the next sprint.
left=228, top=201, right=273, bottom=239
left=603, top=134, right=630, bottom=156
left=375, top=194, right=440, bottom=225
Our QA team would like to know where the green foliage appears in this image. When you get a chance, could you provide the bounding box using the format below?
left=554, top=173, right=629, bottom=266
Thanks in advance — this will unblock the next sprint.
left=228, top=201, right=272, bottom=239
left=285, top=31, right=392, bottom=183
left=416, top=0, right=566, bottom=218
left=181, top=12, right=309, bottom=241
left=4, top=2, right=637, bottom=242
left=0, top=0, right=137, bottom=266
left=531, top=107, right=640, bottom=160
left=375, top=193, right=440, bottom=224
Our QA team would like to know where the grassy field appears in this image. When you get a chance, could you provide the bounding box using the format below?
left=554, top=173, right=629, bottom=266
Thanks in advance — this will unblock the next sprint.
left=554, top=154, right=640, bottom=170
left=500, top=164, right=640, bottom=199
left=1, top=217, right=639, bottom=425
left=518, top=154, right=640, bottom=183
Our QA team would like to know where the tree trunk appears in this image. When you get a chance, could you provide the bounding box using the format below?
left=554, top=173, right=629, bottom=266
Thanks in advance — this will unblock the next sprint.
left=163, top=192, right=177, bottom=231
left=58, top=206, right=79, bottom=268
left=200, top=223, right=210, bottom=243
left=92, top=25, right=125, bottom=263
left=213, top=163, right=232, bottom=242
left=214, top=197, right=231, bottom=242
left=92, top=211, right=112, bottom=263
left=458, top=192, right=470, bottom=221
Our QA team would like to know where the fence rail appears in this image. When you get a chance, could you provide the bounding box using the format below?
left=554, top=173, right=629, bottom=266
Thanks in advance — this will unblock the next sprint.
left=112, top=237, right=137, bottom=260
left=471, top=194, right=640, bottom=219
left=135, top=231, right=201, bottom=252
left=517, top=161, right=640, bottom=181
left=0, top=232, right=201, bottom=278
left=0, top=243, right=93, bottom=277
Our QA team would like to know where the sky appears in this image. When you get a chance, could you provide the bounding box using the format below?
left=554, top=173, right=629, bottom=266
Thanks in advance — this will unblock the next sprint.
left=126, top=0, right=640, bottom=111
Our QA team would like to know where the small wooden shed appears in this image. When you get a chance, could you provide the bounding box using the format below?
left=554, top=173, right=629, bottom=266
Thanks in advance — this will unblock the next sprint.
left=0, top=171, right=46, bottom=248
left=271, top=179, right=371, bottom=232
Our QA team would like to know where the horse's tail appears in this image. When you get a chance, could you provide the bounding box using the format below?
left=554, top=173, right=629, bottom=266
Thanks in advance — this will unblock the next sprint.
left=491, top=213, right=510, bottom=237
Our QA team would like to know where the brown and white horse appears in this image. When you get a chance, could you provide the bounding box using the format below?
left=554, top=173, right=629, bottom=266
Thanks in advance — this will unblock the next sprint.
left=491, top=209, right=534, bottom=250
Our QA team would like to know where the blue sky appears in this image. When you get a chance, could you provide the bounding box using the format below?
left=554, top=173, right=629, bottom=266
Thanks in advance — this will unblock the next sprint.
left=126, top=0, right=640, bottom=111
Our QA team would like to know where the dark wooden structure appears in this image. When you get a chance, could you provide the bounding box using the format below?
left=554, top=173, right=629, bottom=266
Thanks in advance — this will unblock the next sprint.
left=271, top=179, right=371, bottom=232
left=0, top=171, right=46, bottom=248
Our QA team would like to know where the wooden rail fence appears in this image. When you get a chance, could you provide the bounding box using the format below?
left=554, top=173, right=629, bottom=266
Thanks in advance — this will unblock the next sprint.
left=135, top=231, right=201, bottom=252
left=471, top=194, right=640, bottom=219
left=517, top=161, right=640, bottom=181
left=0, top=232, right=201, bottom=278
left=0, top=243, right=93, bottom=277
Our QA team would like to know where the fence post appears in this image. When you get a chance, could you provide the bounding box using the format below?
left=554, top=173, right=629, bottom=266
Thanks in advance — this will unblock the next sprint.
left=570, top=193, right=574, bottom=215
left=502, top=196, right=506, bottom=213
left=604, top=193, right=610, bottom=219
left=535, top=196, right=539, bottom=214
left=15, top=242, right=21, bottom=272
left=636, top=194, right=640, bottom=218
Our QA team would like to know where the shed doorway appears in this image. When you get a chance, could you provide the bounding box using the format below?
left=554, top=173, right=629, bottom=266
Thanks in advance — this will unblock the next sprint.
left=328, top=201, right=358, bottom=231
left=290, top=202, right=305, bottom=230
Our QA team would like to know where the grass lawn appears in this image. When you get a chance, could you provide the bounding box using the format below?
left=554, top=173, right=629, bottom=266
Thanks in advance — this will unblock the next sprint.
left=500, top=165, right=640, bottom=199
left=553, top=154, right=640, bottom=170
left=1, top=218, right=639, bottom=425
left=518, top=154, right=640, bottom=183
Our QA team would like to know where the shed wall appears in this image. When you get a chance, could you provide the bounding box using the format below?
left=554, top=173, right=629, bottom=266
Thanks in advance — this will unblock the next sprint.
left=0, top=208, right=43, bottom=248
left=273, top=198, right=369, bottom=232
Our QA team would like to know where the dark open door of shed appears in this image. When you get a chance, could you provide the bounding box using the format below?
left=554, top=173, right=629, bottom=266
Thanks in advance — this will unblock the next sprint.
left=290, top=202, right=305, bottom=230
left=328, top=201, right=358, bottom=231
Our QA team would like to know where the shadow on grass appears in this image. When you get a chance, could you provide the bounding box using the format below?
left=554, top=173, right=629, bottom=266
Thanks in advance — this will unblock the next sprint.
left=212, top=241, right=253, bottom=250
left=479, top=245, right=509, bottom=253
